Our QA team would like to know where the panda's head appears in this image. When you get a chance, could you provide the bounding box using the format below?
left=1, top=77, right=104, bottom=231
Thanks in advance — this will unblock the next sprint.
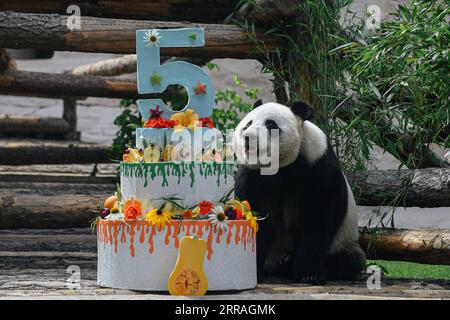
left=233, top=100, right=327, bottom=169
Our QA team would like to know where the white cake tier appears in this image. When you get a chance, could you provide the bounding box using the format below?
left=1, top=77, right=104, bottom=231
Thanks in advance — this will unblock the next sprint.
left=120, top=162, right=235, bottom=207
left=97, top=220, right=257, bottom=291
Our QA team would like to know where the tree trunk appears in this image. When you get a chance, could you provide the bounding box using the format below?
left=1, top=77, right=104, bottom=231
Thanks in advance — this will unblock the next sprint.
left=349, top=168, right=450, bottom=208
left=359, top=228, right=450, bottom=265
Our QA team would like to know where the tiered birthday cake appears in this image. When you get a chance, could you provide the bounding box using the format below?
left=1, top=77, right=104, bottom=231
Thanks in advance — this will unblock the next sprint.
left=96, top=28, right=258, bottom=293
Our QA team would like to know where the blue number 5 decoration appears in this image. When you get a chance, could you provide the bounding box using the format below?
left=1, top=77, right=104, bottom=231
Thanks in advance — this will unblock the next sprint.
left=136, top=28, right=215, bottom=120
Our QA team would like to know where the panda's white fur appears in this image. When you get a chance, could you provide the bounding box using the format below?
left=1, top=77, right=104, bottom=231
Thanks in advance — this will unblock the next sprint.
left=329, top=177, right=360, bottom=253
left=234, top=101, right=365, bottom=282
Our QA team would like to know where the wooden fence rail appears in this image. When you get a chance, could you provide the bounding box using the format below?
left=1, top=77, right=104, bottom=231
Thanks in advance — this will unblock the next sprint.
left=0, top=11, right=277, bottom=58
left=0, top=0, right=239, bottom=23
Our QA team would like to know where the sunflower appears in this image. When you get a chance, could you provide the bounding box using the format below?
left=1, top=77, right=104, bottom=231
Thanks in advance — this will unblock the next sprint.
left=146, top=208, right=172, bottom=230
left=143, top=29, right=161, bottom=46
left=208, top=205, right=229, bottom=231
left=246, top=212, right=258, bottom=233
left=170, top=109, right=199, bottom=131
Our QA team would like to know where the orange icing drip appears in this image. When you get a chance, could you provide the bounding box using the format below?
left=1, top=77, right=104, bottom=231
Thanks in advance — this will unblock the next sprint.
left=215, top=227, right=223, bottom=244
left=107, top=223, right=113, bottom=244
left=129, top=224, right=136, bottom=257
left=120, top=225, right=126, bottom=243
left=113, top=223, right=119, bottom=253
left=164, top=222, right=172, bottom=245
left=185, top=223, right=191, bottom=236
left=206, top=224, right=214, bottom=260
left=97, top=220, right=256, bottom=259
left=226, top=224, right=233, bottom=245
left=242, top=223, right=248, bottom=251
left=139, top=224, right=146, bottom=243
left=197, top=222, right=204, bottom=239
left=234, top=223, right=241, bottom=245
left=172, top=221, right=180, bottom=248
left=148, top=224, right=156, bottom=253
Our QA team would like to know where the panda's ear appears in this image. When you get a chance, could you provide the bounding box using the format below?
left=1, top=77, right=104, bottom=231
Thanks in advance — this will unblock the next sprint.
left=291, top=100, right=314, bottom=121
left=253, top=99, right=263, bottom=109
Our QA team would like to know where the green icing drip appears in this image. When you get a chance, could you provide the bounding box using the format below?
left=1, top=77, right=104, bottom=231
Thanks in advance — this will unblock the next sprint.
left=143, top=165, right=149, bottom=187
left=189, top=162, right=196, bottom=187
left=120, top=161, right=234, bottom=189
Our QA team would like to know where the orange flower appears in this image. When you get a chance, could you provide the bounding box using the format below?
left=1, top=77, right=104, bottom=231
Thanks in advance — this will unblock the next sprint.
left=124, top=199, right=142, bottom=221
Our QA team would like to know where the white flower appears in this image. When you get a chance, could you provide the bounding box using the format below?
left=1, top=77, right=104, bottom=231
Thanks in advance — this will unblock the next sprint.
left=208, top=205, right=229, bottom=231
left=143, top=29, right=161, bottom=46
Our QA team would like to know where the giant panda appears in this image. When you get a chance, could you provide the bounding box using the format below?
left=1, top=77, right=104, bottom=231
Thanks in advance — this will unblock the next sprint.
left=233, top=100, right=366, bottom=283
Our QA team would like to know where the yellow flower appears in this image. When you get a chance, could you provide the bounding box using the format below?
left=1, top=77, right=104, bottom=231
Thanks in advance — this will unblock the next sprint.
left=146, top=208, right=172, bottom=230
left=170, top=109, right=199, bottom=131
left=246, top=212, right=258, bottom=233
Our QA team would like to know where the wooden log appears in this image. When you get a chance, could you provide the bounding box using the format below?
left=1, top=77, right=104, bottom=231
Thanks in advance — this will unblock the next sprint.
left=0, top=0, right=239, bottom=23
left=62, top=98, right=79, bottom=140
left=0, top=139, right=111, bottom=165
left=0, top=115, right=70, bottom=134
left=349, top=168, right=450, bottom=208
left=359, top=228, right=450, bottom=265
left=0, top=163, right=117, bottom=176
left=0, top=12, right=278, bottom=59
left=0, top=69, right=191, bottom=99
left=0, top=163, right=117, bottom=184
left=0, top=181, right=114, bottom=229
left=70, top=54, right=137, bottom=76
left=0, top=229, right=96, bottom=253
left=226, top=0, right=299, bottom=25
left=0, top=69, right=138, bottom=99
left=69, top=52, right=209, bottom=78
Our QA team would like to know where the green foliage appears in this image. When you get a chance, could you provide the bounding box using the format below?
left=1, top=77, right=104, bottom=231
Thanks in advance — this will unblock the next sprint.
left=212, top=75, right=261, bottom=132
left=338, top=0, right=449, bottom=168
left=108, top=99, right=141, bottom=160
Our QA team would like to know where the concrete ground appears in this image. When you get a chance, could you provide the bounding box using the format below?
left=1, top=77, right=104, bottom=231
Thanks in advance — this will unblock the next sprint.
left=1, top=228, right=449, bottom=300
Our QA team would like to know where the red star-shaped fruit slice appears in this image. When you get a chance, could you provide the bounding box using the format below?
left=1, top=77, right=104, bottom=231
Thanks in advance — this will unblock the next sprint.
left=194, top=81, right=207, bottom=95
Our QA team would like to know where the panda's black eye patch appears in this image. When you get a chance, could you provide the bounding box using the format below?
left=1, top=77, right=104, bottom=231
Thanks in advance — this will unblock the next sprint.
left=242, top=120, right=253, bottom=132
left=265, top=119, right=281, bottom=132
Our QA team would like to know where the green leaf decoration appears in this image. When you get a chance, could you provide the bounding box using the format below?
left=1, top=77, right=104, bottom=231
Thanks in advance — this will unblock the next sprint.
left=150, top=72, right=162, bottom=86
left=189, top=32, right=197, bottom=40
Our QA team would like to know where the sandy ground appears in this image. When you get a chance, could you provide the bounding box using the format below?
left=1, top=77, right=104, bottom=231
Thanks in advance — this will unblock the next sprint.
left=0, top=51, right=448, bottom=230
